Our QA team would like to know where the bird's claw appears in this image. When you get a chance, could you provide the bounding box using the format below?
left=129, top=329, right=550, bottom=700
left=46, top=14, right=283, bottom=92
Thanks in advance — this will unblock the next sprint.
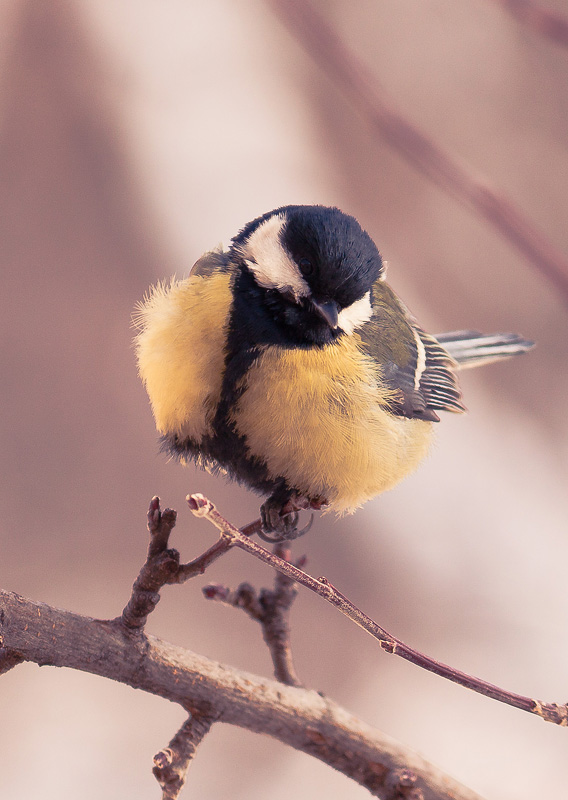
left=259, top=503, right=300, bottom=542
left=259, top=492, right=321, bottom=542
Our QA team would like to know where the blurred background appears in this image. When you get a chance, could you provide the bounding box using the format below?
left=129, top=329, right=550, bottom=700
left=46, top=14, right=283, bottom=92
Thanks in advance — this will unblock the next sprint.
left=1, top=1, right=568, bottom=798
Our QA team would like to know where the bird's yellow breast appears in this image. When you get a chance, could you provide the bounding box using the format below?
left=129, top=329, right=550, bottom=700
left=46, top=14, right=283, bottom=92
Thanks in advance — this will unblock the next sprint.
left=231, top=336, right=433, bottom=513
left=136, top=273, right=433, bottom=511
left=135, top=272, right=232, bottom=442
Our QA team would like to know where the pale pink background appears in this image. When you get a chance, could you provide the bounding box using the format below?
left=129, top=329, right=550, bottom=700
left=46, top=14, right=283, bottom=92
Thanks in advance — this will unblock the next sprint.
left=1, top=2, right=568, bottom=798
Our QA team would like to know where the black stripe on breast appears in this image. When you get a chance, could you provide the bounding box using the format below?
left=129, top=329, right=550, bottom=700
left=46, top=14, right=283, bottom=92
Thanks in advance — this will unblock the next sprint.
left=198, top=270, right=285, bottom=495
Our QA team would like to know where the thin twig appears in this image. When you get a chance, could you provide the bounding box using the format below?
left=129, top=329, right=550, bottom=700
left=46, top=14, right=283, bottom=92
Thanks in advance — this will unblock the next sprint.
left=120, top=498, right=260, bottom=630
left=153, top=711, right=218, bottom=800
left=188, top=493, right=568, bottom=727
left=266, top=0, right=568, bottom=304
left=262, top=542, right=303, bottom=686
left=121, top=498, right=180, bottom=629
left=175, top=518, right=262, bottom=582
left=491, top=0, right=568, bottom=48
left=204, top=542, right=304, bottom=686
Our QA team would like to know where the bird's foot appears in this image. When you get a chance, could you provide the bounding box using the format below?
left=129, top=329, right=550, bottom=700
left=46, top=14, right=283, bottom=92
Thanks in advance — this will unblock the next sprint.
left=259, top=493, right=327, bottom=543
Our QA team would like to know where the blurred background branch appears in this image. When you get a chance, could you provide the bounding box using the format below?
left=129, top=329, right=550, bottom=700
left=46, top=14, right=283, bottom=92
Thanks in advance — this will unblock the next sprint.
left=490, top=0, right=568, bottom=48
left=267, top=0, right=568, bottom=303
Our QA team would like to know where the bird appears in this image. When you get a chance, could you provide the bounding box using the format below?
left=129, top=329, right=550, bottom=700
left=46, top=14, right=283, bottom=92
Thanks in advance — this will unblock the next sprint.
left=134, top=205, right=533, bottom=538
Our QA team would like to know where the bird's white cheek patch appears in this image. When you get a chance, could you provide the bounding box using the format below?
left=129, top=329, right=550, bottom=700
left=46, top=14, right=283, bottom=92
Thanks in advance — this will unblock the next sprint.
left=239, top=214, right=309, bottom=298
left=338, top=291, right=372, bottom=334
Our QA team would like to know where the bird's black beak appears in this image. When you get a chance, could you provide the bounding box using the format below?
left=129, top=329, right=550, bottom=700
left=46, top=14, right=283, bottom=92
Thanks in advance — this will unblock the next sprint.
left=311, top=298, right=340, bottom=329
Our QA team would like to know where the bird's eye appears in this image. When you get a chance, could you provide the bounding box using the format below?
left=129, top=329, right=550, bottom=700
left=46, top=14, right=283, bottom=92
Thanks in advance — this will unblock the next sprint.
left=298, top=258, right=314, bottom=276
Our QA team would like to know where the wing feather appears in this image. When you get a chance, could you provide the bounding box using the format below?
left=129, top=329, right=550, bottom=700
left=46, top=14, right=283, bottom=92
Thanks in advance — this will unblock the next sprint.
left=357, top=281, right=465, bottom=421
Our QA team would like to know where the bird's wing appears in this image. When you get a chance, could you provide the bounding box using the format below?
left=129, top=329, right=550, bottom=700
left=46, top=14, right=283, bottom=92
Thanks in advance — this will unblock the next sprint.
left=189, top=247, right=231, bottom=278
left=357, top=280, right=465, bottom=421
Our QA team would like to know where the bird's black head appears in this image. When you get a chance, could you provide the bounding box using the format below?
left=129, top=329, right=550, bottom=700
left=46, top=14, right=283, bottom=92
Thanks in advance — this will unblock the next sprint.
left=231, top=205, right=384, bottom=346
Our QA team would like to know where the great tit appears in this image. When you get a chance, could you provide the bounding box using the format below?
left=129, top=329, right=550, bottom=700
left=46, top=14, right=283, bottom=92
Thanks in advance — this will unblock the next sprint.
left=135, top=205, right=533, bottom=533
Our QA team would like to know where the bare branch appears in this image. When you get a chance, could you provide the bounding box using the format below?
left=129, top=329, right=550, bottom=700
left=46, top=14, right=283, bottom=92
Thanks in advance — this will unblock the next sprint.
left=153, top=712, right=217, bottom=799
left=384, top=768, right=425, bottom=800
left=491, top=0, right=568, bottom=48
left=0, top=589, right=486, bottom=800
left=204, top=542, right=303, bottom=687
left=188, top=493, right=568, bottom=727
left=266, top=0, right=568, bottom=304
left=0, top=647, right=24, bottom=675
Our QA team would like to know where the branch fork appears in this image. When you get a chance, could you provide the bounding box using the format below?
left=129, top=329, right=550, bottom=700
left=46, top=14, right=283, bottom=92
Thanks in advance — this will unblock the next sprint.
left=120, top=496, right=261, bottom=631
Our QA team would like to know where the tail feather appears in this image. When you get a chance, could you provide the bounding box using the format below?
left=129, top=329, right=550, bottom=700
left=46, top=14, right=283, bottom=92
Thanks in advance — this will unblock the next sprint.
left=434, top=330, right=535, bottom=370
